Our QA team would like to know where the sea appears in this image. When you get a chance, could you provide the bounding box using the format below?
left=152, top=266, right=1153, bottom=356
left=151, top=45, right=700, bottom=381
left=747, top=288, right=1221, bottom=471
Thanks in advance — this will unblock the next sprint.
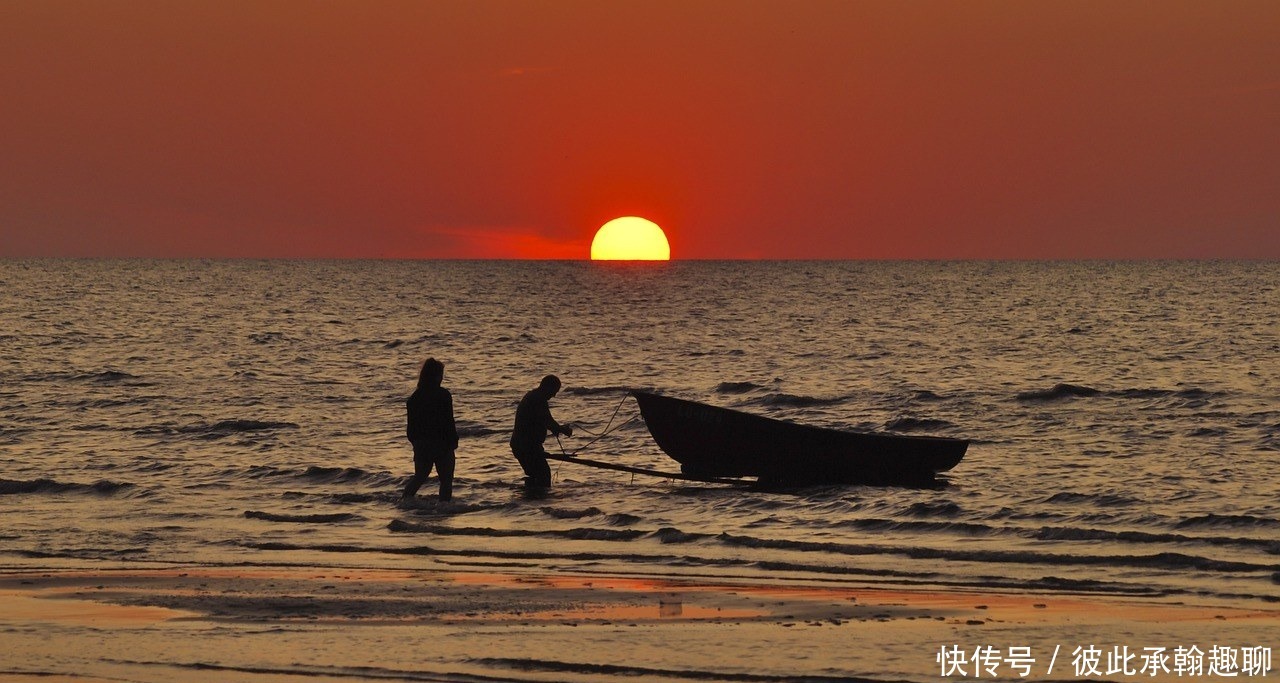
left=2, top=259, right=1277, bottom=681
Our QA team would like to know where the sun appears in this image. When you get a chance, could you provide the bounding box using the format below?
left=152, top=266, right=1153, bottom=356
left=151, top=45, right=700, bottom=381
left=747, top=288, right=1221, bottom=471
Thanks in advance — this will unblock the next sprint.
left=590, top=217, right=671, bottom=261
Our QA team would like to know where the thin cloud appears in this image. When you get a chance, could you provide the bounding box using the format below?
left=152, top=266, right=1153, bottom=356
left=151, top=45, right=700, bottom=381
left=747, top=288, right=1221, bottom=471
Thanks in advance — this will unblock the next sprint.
left=418, top=226, right=583, bottom=259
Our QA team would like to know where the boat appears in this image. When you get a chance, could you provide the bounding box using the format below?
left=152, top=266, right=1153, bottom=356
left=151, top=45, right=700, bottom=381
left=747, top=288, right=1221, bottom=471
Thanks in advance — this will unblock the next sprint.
left=631, top=390, right=967, bottom=486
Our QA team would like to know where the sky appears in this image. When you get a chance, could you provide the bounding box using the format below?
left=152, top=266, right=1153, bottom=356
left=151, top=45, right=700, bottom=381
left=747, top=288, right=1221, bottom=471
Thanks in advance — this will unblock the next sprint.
left=1, top=1, right=1277, bottom=259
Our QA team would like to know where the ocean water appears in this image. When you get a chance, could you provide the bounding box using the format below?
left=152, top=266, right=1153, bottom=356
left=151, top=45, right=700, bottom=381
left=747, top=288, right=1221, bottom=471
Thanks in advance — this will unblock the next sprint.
left=2, top=260, right=1278, bottom=678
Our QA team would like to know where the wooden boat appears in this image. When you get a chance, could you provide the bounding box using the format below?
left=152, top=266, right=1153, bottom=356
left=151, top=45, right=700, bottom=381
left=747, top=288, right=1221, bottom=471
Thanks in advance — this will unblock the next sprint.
left=632, top=391, right=967, bottom=486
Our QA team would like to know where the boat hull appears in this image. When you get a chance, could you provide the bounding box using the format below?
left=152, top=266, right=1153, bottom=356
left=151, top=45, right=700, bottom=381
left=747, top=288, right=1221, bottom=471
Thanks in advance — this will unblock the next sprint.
left=632, top=391, right=967, bottom=485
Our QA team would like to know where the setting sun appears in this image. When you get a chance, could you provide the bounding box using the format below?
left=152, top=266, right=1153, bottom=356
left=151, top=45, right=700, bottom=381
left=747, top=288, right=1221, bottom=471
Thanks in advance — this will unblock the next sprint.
left=590, top=217, right=671, bottom=261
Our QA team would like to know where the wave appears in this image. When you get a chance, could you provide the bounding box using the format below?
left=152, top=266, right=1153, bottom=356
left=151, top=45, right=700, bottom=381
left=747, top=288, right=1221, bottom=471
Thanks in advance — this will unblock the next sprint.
left=190, top=420, right=298, bottom=435
left=651, top=527, right=711, bottom=544
left=387, top=520, right=645, bottom=542
left=0, top=478, right=136, bottom=496
left=1016, top=384, right=1224, bottom=403
left=563, top=385, right=633, bottom=396
left=1043, top=491, right=1140, bottom=507
left=474, top=657, right=873, bottom=682
left=715, top=533, right=1278, bottom=574
left=244, top=510, right=362, bottom=524
left=230, top=464, right=402, bottom=489
left=1033, top=525, right=1280, bottom=552
left=884, top=416, right=956, bottom=432
left=904, top=501, right=962, bottom=518
left=1176, top=514, right=1280, bottom=529
left=299, top=466, right=399, bottom=487
left=753, top=393, right=846, bottom=408
left=71, top=397, right=152, bottom=409
left=137, top=420, right=298, bottom=440
left=22, top=370, right=152, bottom=385
left=714, top=381, right=766, bottom=394
left=11, top=547, right=152, bottom=561
left=605, top=513, right=643, bottom=526
left=235, top=537, right=1265, bottom=598
left=540, top=506, right=603, bottom=520
left=328, top=492, right=384, bottom=504
left=248, top=332, right=288, bottom=344
left=834, top=517, right=1002, bottom=537
left=75, top=370, right=143, bottom=384
left=101, top=656, right=874, bottom=683
left=1016, top=383, right=1101, bottom=401
left=378, top=510, right=1280, bottom=575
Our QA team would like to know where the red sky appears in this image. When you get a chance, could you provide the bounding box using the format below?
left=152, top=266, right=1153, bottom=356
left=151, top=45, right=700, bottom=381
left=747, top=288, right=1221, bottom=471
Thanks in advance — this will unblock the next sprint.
left=2, top=1, right=1277, bottom=259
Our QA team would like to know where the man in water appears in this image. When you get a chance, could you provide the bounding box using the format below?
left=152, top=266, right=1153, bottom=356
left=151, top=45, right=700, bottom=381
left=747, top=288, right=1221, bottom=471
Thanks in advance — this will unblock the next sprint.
left=510, top=374, right=573, bottom=487
left=403, top=358, right=458, bottom=502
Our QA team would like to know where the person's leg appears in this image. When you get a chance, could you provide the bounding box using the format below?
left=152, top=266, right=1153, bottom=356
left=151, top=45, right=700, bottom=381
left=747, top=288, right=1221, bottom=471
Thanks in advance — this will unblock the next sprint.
left=436, top=449, right=455, bottom=501
left=528, top=449, right=552, bottom=487
left=533, top=461, right=551, bottom=487
left=513, top=448, right=551, bottom=487
left=402, top=444, right=435, bottom=499
left=513, top=448, right=536, bottom=478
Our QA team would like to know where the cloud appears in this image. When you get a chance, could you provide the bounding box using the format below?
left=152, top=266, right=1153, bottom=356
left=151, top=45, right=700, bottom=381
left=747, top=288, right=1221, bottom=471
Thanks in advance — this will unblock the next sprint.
left=415, top=226, right=583, bottom=259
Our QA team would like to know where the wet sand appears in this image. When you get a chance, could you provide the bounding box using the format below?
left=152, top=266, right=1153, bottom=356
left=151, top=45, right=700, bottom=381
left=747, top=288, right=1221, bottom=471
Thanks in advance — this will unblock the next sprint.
left=2, top=564, right=1276, bottom=682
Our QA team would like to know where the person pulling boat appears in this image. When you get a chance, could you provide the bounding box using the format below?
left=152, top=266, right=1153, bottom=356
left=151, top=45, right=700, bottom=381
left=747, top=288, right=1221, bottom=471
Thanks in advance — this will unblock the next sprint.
left=509, top=374, right=574, bottom=488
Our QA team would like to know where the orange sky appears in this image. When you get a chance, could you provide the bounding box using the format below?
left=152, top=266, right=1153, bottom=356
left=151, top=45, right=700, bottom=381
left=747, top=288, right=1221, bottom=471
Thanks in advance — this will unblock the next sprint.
left=1, top=1, right=1277, bottom=259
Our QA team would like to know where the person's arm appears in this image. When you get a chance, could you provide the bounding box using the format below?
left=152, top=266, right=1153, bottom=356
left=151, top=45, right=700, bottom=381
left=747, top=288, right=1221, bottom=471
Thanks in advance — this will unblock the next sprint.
left=445, top=391, right=459, bottom=450
left=543, top=400, right=571, bottom=437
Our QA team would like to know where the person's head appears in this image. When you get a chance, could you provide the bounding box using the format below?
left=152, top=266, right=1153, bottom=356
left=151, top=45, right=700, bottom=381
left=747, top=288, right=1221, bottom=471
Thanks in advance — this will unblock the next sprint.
left=418, top=358, right=444, bottom=389
left=538, top=374, right=562, bottom=397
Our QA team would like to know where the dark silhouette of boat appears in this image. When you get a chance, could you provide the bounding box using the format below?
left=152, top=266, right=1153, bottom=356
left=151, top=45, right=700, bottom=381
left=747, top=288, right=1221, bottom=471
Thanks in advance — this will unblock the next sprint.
left=632, top=391, right=967, bottom=486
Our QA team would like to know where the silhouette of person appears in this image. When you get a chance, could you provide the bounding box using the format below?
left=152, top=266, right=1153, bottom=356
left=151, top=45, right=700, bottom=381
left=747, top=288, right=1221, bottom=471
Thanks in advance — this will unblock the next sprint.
left=510, top=374, right=573, bottom=487
left=403, top=358, right=458, bottom=501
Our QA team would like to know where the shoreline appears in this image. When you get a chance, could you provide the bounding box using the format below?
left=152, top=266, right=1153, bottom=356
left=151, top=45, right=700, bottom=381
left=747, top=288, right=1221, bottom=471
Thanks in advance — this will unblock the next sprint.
left=3, top=562, right=1276, bottom=682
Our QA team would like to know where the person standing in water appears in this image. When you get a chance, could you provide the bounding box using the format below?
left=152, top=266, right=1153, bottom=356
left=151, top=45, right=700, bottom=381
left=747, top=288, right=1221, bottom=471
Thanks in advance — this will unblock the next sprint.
left=403, top=358, right=458, bottom=502
left=510, top=374, right=573, bottom=488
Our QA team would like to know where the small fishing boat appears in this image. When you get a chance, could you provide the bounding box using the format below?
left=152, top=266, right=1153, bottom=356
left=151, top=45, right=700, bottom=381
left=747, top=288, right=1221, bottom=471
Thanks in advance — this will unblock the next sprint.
left=632, top=391, right=967, bottom=485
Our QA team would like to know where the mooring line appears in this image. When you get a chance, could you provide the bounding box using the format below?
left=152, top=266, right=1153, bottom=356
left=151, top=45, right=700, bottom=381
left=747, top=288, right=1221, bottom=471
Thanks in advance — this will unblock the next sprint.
left=551, top=393, right=753, bottom=487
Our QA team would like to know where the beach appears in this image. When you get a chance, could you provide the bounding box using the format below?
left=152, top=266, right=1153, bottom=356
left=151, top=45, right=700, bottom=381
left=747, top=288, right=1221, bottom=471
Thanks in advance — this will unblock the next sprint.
left=3, top=557, right=1277, bottom=682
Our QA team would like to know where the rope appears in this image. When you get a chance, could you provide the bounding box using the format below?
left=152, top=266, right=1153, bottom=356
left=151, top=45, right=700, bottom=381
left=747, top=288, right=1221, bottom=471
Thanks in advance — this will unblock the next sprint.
left=556, top=394, right=639, bottom=457
left=567, top=393, right=633, bottom=438
left=552, top=394, right=634, bottom=484
left=551, top=393, right=753, bottom=487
